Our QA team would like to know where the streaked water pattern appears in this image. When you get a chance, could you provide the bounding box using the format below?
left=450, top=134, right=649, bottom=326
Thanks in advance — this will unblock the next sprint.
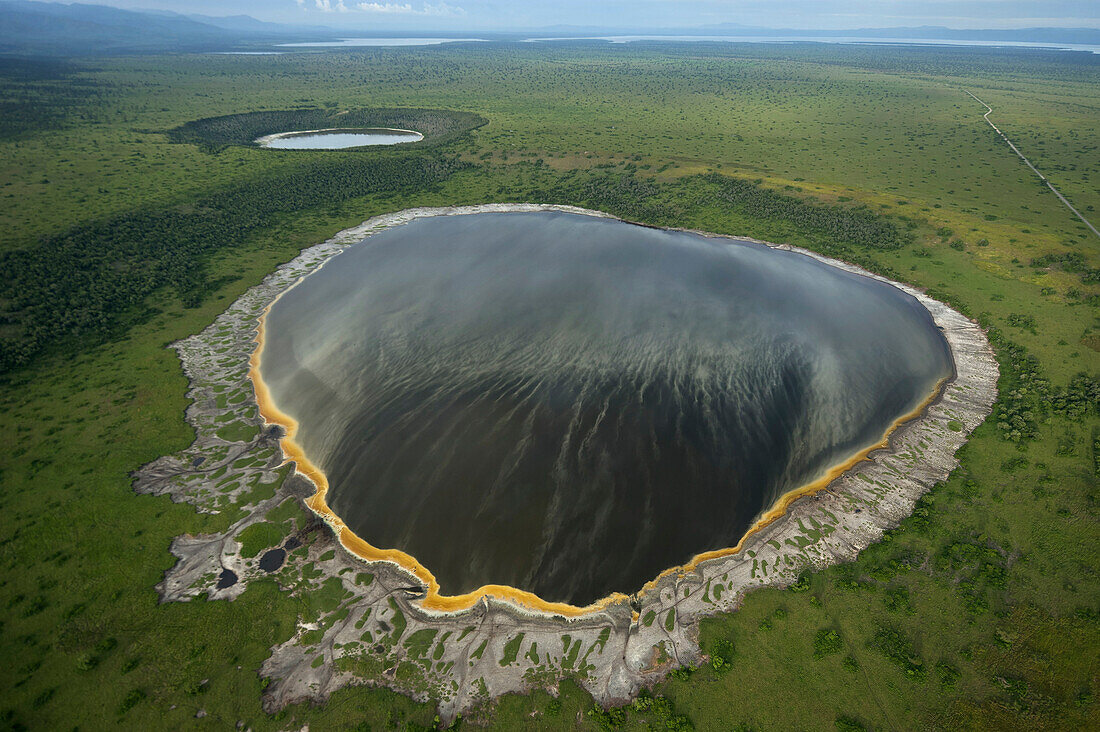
left=260, top=212, right=952, bottom=604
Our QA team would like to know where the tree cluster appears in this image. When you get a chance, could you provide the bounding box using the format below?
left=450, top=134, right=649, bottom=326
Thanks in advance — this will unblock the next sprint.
left=701, top=173, right=913, bottom=251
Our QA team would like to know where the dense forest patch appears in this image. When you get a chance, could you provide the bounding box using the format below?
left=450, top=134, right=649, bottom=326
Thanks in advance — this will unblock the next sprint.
left=0, top=58, right=107, bottom=140
left=0, top=153, right=468, bottom=372
left=167, top=107, right=486, bottom=151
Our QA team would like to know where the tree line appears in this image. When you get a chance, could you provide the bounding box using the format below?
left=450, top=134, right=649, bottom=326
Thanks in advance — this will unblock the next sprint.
left=699, top=173, right=913, bottom=251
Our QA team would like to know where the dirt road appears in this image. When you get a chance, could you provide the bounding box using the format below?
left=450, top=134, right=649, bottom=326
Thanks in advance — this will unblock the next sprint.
left=966, top=89, right=1099, bottom=239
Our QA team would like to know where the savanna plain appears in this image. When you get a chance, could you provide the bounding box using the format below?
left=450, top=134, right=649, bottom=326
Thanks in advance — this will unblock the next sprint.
left=0, top=41, right=1098, bottom=730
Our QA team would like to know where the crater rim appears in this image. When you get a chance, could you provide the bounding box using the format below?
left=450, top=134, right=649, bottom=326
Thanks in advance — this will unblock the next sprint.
left=248, top=207, right=958, bottom=618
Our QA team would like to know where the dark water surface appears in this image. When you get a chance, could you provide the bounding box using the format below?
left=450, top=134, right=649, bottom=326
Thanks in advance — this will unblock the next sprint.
left=260, top=212, right=952, bottom=604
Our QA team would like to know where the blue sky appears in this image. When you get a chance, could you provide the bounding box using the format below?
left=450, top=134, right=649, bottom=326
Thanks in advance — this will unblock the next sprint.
left=98, top=0, right=1100, bottom=30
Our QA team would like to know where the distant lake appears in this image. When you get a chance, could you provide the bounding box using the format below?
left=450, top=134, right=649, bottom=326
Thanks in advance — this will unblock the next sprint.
left=524, top=35, right=1100, bottom=54
left=279, top=37, right=487, bottom=48
left=257, top=128, right=424, bottom=150
left=259, top=212, right=953, bottom=604
left=269, top=35, right=1099, bottom=55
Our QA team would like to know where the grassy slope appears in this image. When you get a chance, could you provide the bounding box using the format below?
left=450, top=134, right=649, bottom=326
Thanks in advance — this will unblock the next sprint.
left=0, top=43, right=1097, bottom=730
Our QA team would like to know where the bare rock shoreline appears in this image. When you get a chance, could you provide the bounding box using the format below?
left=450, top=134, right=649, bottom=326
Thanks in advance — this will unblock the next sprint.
left=132, top=204, right=998, bottom=723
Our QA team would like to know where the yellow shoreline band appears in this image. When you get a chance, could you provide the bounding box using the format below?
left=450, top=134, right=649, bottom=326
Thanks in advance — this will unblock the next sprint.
left=249, top=288, right=946, bottom=618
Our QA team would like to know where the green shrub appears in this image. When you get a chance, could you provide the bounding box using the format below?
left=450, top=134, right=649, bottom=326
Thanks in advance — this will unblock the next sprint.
left=868, top=627, right=925, bottom=681
left=236, top=521, right=287, bottom=559
left=813, top=629, right=843, bottom=658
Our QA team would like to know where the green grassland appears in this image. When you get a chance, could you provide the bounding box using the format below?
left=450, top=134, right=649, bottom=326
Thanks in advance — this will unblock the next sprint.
left=0, top=42, right=1097, bottom=730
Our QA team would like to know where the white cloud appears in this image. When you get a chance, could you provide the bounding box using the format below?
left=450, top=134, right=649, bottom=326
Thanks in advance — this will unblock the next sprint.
left=315, top=0, right=349, bottom=11
left=357, top=2, right=466, bottom=16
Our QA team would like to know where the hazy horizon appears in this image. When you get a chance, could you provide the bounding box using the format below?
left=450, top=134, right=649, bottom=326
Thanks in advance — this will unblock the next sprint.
left=34, top=0, right=1100, bottom=32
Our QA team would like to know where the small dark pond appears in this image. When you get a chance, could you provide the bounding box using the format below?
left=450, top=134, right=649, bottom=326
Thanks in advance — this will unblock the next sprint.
left=259, top=548, right=286, bottom=573
left=216, top=568, right=238, bottom=589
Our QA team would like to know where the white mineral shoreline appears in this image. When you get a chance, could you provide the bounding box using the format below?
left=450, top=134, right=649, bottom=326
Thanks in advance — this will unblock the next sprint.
left=136, top=203, right=999, bottom=722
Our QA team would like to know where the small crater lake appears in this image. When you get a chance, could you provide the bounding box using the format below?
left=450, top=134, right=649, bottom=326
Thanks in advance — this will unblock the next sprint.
left=257, top=128, right=424, bottom=149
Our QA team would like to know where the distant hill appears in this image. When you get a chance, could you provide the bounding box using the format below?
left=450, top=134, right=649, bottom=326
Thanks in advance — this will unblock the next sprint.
left=0, top=1, right=336, bottom=55
left=2, top=0, right=1096, bottom=57
left=175, top=11, right=336, bottom=37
